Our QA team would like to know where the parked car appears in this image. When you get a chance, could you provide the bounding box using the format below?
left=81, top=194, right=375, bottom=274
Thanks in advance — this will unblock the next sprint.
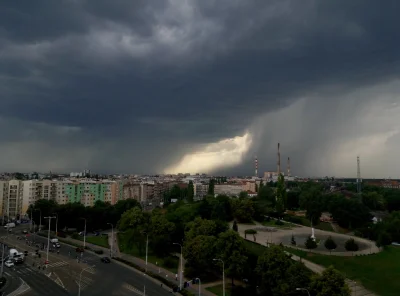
left=4, top=260, right=14, bottom=268
left=101, top=257, right=111, bottom=263
left=76, top=247, right=84, bottom=253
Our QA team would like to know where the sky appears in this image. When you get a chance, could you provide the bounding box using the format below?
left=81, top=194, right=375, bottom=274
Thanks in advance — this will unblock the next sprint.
left=1, top=0, right=400, bottom=178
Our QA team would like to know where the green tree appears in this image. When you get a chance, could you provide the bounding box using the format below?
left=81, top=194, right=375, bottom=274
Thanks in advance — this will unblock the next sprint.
left=215, top=230, right=248, bottom=286
left=291, top=234, right=296, bottom=246
left=324, top=236, right=337, bottom=253
left=362, top=192, right=386, bottom=210
left=376, top=231, right=392, bottom=247
left=276, top=174, right=286, bottom=215
left=185, top=217, right=218, bottom=240
left=310, top=266, right=350, bottom=296
left=230, top=198, right=254, bottom=223
left=183, top=235, right=216, bottom=277
left=344, top=238, right=359, bottom=252
left=208, top=179, right=215, bottom=195
left=239, top=191, right=249, bottom=199
left=256, top=244, right=294, bottom=295
left=170, top=184, right=182, bottom=200
left=117, top=207, right=146, bottom=231
left=232, top=220, right=238, bottom=232
left=187, top=181, right=194, bottom=202
left=305, top=236, right=317, bottom=250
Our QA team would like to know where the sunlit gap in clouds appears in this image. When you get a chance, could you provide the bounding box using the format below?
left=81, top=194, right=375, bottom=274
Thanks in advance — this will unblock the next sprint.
left=164, top=132, right=252, bottom=174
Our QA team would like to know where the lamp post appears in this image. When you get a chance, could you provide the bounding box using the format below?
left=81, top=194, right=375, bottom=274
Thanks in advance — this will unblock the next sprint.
left=55, top=213, right=58, bottom=237
left=80, top=218, right=87, bottom=248
left=1, top=235, right=7, bottom=278
left=107, top=223, right=113, bottom=258
left=296, top=288, right=311, bottom=296
left=144, top=232, right=149, bottom=272
left=213, top=259, right=225, bottom=296
left=195, top=278, right=201, bottom=296
left=44, top=216, right=56, bottom=263
left=173, top=242, right=183, bottom=290
left=78, top=265, right=95, bottom=296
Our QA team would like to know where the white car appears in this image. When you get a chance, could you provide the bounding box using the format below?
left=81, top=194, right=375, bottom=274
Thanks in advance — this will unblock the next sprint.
left=5, top=260, right=14, bottom=268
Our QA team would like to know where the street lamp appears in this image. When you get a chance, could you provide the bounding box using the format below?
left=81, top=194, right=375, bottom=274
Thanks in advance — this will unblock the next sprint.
left=213, top=259, right=225, bottom=296
left=78, top=265, right=95, bottom=296
left=173, top=242, right=183, bottom=290
left=54, top=213, right=58, bottom=237
left=107, top=223, right=113, bottom=258
left=80, top=218, right=87, bottom=248
left=143, top=231, right=149, bottom=272
left=44, top=216, right=56, bottom=263
left=195, top=278, right=201, bottom=296
left=296, top=287, right=311, bottom=296
left=0, top=236, right=7, bottom=278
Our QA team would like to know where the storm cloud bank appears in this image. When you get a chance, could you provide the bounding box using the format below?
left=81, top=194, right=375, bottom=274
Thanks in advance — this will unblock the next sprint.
left=1, top=0, right=400, bottom=177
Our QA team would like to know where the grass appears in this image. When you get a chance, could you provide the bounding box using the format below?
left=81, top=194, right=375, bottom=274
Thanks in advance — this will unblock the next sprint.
left=117, top=233, right=179, bottom=273
left=206, top=283, right=245, bottom=296
left=75, top=235, right=109, bottom=248
left=262, top=220, right=294, bottom=229
left=285, top=215, right=334, bottom=232
left=244, top=240, right=268, bottom=256
left=286, top=246, right=400, bottom=296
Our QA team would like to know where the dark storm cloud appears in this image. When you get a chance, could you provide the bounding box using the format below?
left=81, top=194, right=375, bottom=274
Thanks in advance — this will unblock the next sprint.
left=1, top=0, right=400, bottom=174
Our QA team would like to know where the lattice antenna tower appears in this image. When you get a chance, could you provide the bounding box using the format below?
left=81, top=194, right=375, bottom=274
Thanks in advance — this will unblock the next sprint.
left=357, top=156, right=362, bottom=194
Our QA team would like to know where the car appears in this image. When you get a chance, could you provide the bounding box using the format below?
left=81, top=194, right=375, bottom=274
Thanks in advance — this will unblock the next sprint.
left=101, top=257, right=111, bottom=263
left=22, top=230, right=28, bottom=234
left=76, top=247, right=84, bottom=253
left=4, top=260, right=14, bottom=268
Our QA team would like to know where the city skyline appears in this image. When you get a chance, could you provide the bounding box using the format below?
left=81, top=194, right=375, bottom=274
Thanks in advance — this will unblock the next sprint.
left=1, top=1, right=400, bottom=178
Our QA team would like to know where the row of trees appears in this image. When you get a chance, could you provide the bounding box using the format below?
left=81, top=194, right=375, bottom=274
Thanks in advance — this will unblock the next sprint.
left=27, top=198, right=141, bottom=232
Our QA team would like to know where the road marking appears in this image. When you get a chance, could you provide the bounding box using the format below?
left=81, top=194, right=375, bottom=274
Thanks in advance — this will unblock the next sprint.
left=123, top=283, right=144, bottom=295
left=47, top=261, right=68, bottom=268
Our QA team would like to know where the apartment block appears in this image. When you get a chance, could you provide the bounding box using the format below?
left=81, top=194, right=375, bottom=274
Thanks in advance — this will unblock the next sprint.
left=21, top=180, right=59, bottom=214
left=194, top=183, right=209, bottom=199
left=214, top=184, right=243, bottom=196
left=123, top=182, right=141, bottom=201
left=243, top=181, right=256, bottom=193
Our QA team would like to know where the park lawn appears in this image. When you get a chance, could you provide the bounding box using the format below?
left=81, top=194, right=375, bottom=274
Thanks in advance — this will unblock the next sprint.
left=76, top=235, right=109, bottom=248
left=244, top=240, right=268, bottom=256
left=262, top=220, right=294, bottom=229
left=293, top=216, right=334, bottom=232
left=117, top=233, right=179, bottom=273
left=206, top=283, right=245, bottom=296
left=286, top=246, right=400, bottom=296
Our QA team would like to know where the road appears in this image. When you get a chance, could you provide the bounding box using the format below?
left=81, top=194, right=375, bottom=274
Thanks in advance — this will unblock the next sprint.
left=0, top=226, right=173, bottom=296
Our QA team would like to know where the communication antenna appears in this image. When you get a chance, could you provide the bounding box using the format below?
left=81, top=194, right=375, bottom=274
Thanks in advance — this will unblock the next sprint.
left=277, top=143, right=281, bottom=175
left=254, top=156, right=258, bottom=178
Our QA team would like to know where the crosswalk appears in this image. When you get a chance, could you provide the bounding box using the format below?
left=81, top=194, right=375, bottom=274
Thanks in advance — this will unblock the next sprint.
left=13, top=265, right=37, bottom=276
left=47, top=261, right=69, bottom=269
left=122, top=283, right=144, bottom=295
left=70, top=269, right=95, bottom=291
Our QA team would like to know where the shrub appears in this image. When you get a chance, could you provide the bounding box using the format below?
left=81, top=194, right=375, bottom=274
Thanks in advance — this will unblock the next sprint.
left=163, top=257, right=177, bottom=269
left=71, top=232, right=80, bottom=239
left=345, top=238, right=359, bottom=252
left=324, top=236, right=337, bottom=253
left=291, top=234, right=296, bottom=246
left=275, top=220, right=284, bottom=226
left=305, top=236, right=317, bottom=249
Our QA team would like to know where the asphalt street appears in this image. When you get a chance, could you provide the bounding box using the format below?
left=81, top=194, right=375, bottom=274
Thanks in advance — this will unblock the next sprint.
left=1, top=226, right=172, bottom=296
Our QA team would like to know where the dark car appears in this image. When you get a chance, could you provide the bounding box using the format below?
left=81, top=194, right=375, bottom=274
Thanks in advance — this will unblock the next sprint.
left=101, top=257, right=111, bottom=263
left=76, top=247, right=84, bottom=253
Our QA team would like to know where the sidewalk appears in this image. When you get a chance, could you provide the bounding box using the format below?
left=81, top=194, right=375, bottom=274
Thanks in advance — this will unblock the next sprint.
left=62, top=235, right=215, bottom=296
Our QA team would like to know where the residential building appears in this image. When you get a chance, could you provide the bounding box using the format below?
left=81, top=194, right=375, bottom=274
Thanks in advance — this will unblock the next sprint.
left=123, top=182, right=141, bottom=201
left=6, top=180, right=23, bottom=220
left=194, top=183, right=209, bottom=199
left=214, top=184, right=243, bottom=196
left=243, top=181, right=256, bottom=192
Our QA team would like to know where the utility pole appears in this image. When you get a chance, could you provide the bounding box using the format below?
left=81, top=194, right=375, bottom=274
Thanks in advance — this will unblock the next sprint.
left=107, top=223, right=114, bottom=258
left=44, top=216, right=56, bottom=264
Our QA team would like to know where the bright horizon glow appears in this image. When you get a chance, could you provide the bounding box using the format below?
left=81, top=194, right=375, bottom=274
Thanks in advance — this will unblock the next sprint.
left=164, top=132, right=252, bottom=174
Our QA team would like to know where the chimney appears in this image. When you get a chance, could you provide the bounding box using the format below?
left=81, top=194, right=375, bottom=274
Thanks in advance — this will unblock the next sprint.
left=277, top=143, right=281, bottom=175
left=255, top=156, right=258, bottom=178
left=287, top=157, right=291, bottom=177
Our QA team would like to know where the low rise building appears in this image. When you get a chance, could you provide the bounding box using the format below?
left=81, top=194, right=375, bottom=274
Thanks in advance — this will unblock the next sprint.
left=214, top=184, right=243, bottom=196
